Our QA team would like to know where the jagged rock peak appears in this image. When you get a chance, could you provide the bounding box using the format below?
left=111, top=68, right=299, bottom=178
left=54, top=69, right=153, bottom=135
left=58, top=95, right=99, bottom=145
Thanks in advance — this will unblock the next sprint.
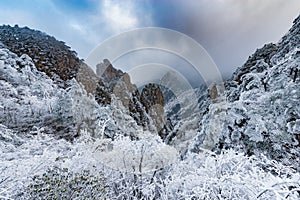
left=96, top=59, right=123, bottom=83
left=0, top=25, right=81, bottom=86
left=96, top=59, right=136, bottom=105
left=96, top=59, right=135, bottom=95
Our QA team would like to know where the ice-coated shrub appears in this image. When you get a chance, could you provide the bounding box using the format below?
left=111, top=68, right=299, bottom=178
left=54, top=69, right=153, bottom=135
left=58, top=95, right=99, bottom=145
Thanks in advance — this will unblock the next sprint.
left=23, top=166, right=107, bottom=199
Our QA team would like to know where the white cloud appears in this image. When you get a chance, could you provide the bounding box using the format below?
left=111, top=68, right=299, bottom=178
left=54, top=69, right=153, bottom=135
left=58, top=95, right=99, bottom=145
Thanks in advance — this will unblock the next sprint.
left=171, top=0, right=300, bottom=77
left=64, top=0, right=153, bottom=58
left=102, top=0, right=139, bottom=33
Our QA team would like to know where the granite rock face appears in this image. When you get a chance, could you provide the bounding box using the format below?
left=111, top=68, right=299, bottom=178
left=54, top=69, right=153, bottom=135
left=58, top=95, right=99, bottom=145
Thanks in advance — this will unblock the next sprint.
left=96, top=59, right=167, bottom=133
left=140, top=83, right=165, bottom=132
left=96, top=59, right=136, bottom=107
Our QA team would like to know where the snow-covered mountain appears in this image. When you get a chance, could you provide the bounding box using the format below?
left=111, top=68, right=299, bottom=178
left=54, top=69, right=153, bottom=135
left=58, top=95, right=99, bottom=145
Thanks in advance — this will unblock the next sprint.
left=0, top=25, right=168, bottom=140
left=187, top=14, right=300, bottom=171
left=0, top=25, right=175, bottom=198
left=0, top=15, right=300, bottom=199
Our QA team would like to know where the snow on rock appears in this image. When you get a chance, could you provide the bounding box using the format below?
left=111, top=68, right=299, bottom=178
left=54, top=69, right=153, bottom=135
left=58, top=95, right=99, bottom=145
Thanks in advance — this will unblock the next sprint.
left=187, top=14, right=300, bottom=171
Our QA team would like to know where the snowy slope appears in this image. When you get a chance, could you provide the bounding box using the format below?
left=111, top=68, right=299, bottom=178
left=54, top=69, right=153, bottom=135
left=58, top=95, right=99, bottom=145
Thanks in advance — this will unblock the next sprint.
left=188, top=15, right=300, bottom=171
left=0, top=43, right=298, bottom=199
left=0, top=45, right=176, bottom=198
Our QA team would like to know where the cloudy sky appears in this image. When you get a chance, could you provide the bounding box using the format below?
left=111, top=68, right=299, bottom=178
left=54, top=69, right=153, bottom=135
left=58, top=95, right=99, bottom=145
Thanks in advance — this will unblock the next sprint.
left=1, top=0, right=300, bottom=82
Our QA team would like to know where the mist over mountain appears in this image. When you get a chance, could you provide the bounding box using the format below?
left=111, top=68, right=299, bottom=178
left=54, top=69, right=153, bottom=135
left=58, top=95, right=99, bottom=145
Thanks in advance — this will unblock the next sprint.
left=0, top=15, right=300, bottom=199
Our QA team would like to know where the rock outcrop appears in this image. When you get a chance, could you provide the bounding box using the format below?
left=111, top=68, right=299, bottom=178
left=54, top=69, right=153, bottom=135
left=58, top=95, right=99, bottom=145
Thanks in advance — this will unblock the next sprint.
left=96, top=59, right=167, bottom=133
left=140, top=84, right=165, bottom=132
left=96, top=59, right=136, bottom=107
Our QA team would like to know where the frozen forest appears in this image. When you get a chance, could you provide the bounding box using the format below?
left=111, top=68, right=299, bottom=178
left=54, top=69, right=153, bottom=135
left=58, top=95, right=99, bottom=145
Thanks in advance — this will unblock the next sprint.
left=0, top=14, right=300, bottom=200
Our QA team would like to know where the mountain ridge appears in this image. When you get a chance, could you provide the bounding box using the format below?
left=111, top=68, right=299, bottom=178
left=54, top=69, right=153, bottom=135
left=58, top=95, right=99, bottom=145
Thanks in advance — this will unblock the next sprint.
left=0, top=24, right=169, bottom=139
